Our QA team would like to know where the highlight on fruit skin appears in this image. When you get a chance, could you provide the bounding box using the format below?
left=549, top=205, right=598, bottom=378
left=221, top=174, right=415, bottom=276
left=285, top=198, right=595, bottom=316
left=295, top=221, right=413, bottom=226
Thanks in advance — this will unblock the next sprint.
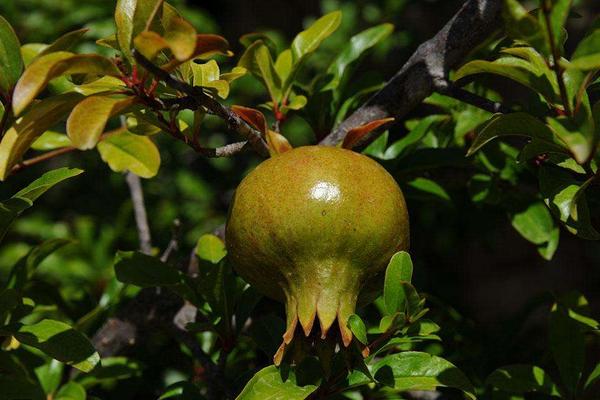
left=226, top=145, right=409, bottom=364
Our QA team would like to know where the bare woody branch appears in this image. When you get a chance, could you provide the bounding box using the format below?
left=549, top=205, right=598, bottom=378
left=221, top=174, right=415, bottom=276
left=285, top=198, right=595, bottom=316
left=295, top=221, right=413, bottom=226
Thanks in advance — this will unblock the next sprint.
left=321, top=0, right=503, bottom=147
left=133, top=50, right=269, bottom=157
left=125, top=172, right=153, bottom=255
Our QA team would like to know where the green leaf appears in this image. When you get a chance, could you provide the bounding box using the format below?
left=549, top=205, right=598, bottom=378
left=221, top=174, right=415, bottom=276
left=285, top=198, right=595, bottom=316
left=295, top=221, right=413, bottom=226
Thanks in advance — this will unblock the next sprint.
left=3, top=319, right=99, bottom=372
left=406, top=177, right=451, bottom=202
left=347, top=314, right=368, bottom=345
left=158, top=381, right=204, bottom=399
left=34, top=359, right=64, bottom=395
left=569, top=29, right=600, bottom=70
left=74, top=76, right=127, bottom=96
left=383, top=251, right=413, bottom=315
left=510, top=201, right=555, bottom=245
left=467, top=113, right=565, bottom=156
left=114, top=250, right=184, bottom=287
left=12, top=52, right=120, bottom=116
left=0, top=288, right=20, bottom=322
left=502, top=0, right=547, bottom=55
left=455, top=57, right=558, bottom=105
left=585, top=363, right=600, bottom=392
left=194, top=234, right=227, bottom=264
left=7, top=238, right=71, bottom=289
left=539, top=0, right=572, bottom=57
left=486, top=365, right=560, bottom=396
left=55, top=382, right=86, bottom=400
left=550, top=304, right=585, bottom=396
left=115, top=0, right=162, bottom=63
left=238, top=41, right=281, bottom=102
left=67, top=94, right=136, bottom=150
left=275, top=49, right=293, bottom=84
left=31, top=131, right=72, bottom=151
left=539, top=166, right=599, bottom=240
left=0, top=93, right=84, bottom=179
left=0, top=15, right=24, bottom=93
left=383, top=115, right=448, bottom=160
left=76, top=357, right=142, bottom=388
left=291, top=11, right=341, bottom=62
left=235, top=366, right=318, bottom=400
left=372, top=352, right=476, bottom=400
left=546, top=114, right=593, bottom=164
left=191, top=60, right=230, bottom=99
left=322, top=23, right=393, bottom=92
left=0, top=167, right=83, bottom=241
left=97, top=130, right=161, bottom=178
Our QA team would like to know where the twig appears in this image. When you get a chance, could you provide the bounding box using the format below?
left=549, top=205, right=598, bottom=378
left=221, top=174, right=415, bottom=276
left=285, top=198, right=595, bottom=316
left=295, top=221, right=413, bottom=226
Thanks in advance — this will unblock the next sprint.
left=125, top=172, right=152, bottom=255
left=10, top=146, right=77, bottom=174
left=541, top=0, right=571, bottom=116
left=434, top=80, right=512, bottom=114
left=133, top=50, right=269, bottom=157
left=160, top=219, right=181, bottom=263
left=320, top=0, right=503, bottom=147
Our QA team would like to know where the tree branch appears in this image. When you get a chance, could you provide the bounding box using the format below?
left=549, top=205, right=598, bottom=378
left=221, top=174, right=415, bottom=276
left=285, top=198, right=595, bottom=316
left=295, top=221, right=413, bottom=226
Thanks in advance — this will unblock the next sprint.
left=321, top=0, right=503, bottom=147
left=10, top=146, right=77, bottom=174
left=125, top=172, right=152, bottom=255
left=434, top=80, right=512, bottom=114
left=133, top=50, right=269, bottom=157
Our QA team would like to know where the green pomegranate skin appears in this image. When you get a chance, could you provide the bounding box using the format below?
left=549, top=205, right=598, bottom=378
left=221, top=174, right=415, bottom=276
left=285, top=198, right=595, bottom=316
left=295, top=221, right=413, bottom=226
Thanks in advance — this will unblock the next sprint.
left=226, top=146, right=409, bottom=357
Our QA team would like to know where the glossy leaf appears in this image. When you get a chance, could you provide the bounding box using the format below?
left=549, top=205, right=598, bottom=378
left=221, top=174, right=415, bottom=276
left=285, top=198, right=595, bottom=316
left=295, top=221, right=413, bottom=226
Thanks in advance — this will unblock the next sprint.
left=539, top=166, right=599, bottom=239
left=342, top=118, right=394, bottom=149
left=236, top=366, right=317, bottom=400
left=31, top=131, right=72, bottom=151
left=115, top=0, right=162, bottom=62
left=291, top=11, right=341, bottom=62
left=3, top=319, right=99, bottom=372
left=323, top=23, right=393, bottom=91
left=486, top=364, right=560, bottom=396
left=192, top=60, right=229, bottom=98
left=275, top=49, right=293, bottom=84
left=12, top=52, right=120, bottom=116
left=372, top=352, right=476, bottom=400
left=230, top=105, right=267, bottom=134
left=0, top=93, right=84, bottom=179
left=74, top=76, right=126, bottom=96
left=384, top=251, right=413, bottom=315
left=134, top=16, right=197, bottom=61
left=238, top=41, right=281, bottom=102
left=67, top=94, right=137, bottom=150
left=97, top=129, right=161, bottom=178
left=0, top=168, right=82, bottom=241
left=347, top=314, right=368, bottom=345
left=539, top=0, right=572, bottom=57
left=266, top=130, right=293, bottom=156
left=0, top=15, right=24, bottom=93
left=585, top=363, right=600, bottom=392
left=382, top=115, right=448, bottom=160
left=503, top=0, right=547, bottom=54
left=467, top=113, right=564, bottom=156
left=510, top=201, right=559, bottom=260
left=35, top=359, right=64, bottom=395
left=195, top=234, right=227, bottom=264
left=546, top=114, right=593, bottom=164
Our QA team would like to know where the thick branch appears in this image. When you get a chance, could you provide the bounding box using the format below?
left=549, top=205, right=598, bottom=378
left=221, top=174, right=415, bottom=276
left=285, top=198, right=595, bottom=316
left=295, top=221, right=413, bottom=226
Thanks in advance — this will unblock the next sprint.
left=434, top=80, right=511, bottom=114
left=134, top=51, right=269, bottom=157
left=321, top=0, right=503, bottom=147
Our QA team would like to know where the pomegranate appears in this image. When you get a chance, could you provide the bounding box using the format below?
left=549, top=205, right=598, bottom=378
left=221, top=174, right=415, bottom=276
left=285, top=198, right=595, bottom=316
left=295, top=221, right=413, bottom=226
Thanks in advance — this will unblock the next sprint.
left=226, top=146, right=409, bottom=363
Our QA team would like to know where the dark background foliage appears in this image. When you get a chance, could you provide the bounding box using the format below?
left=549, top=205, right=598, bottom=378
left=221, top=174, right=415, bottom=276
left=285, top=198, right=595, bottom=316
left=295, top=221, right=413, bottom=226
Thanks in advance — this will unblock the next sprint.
left=1, top=0, right=599, bottom=398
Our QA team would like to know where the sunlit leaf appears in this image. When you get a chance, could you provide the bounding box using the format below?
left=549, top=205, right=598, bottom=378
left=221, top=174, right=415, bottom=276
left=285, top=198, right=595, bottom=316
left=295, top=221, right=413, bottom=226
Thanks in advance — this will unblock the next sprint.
left=236, top=366, right=317, bottom=400
left=238, top=41, right=281, bottom=102
left=115, top=0, right=163, bottom=63
left=0, top=93, right=84, bottom=179
left=568, top=29, right=600, bottom=70
left=97, top=129, right=161, bottom=178
left=342, top=118, right=394, bottom=149
left=372, top=352, right=476, bottom=400
left=67, top=94, right=137, bottom=150
left=347, top=314, right=368, bottom=345
left=384, top=251, right=413, bottom=315
left=55, top=382, right=86, bottom=400
left=1, top=319, right=99, bottom=372
left=0, top=15, right=24, bottom=93
left=406, top=177, right=451, bottom=202
left=192, top=60, right=229, bottom=98
left=12, top=52, right=120, bottom=116
left=195, top=234, right=227, bottom=264
left=266, top=130, right=293, bottom=156
left=31, top=131, right=72, bottom=151
left=38, top=28, right=89, bottom=58
left=322, top=23, right=393, bottom=91
left=291, top=11, right=341, bottom=62
left=74, top=76, right=126, bottom=96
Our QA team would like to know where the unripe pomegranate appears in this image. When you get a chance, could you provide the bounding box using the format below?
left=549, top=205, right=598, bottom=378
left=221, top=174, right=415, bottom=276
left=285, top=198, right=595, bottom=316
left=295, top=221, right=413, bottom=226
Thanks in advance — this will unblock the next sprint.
left=226, top=146, right=409, bottom=363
